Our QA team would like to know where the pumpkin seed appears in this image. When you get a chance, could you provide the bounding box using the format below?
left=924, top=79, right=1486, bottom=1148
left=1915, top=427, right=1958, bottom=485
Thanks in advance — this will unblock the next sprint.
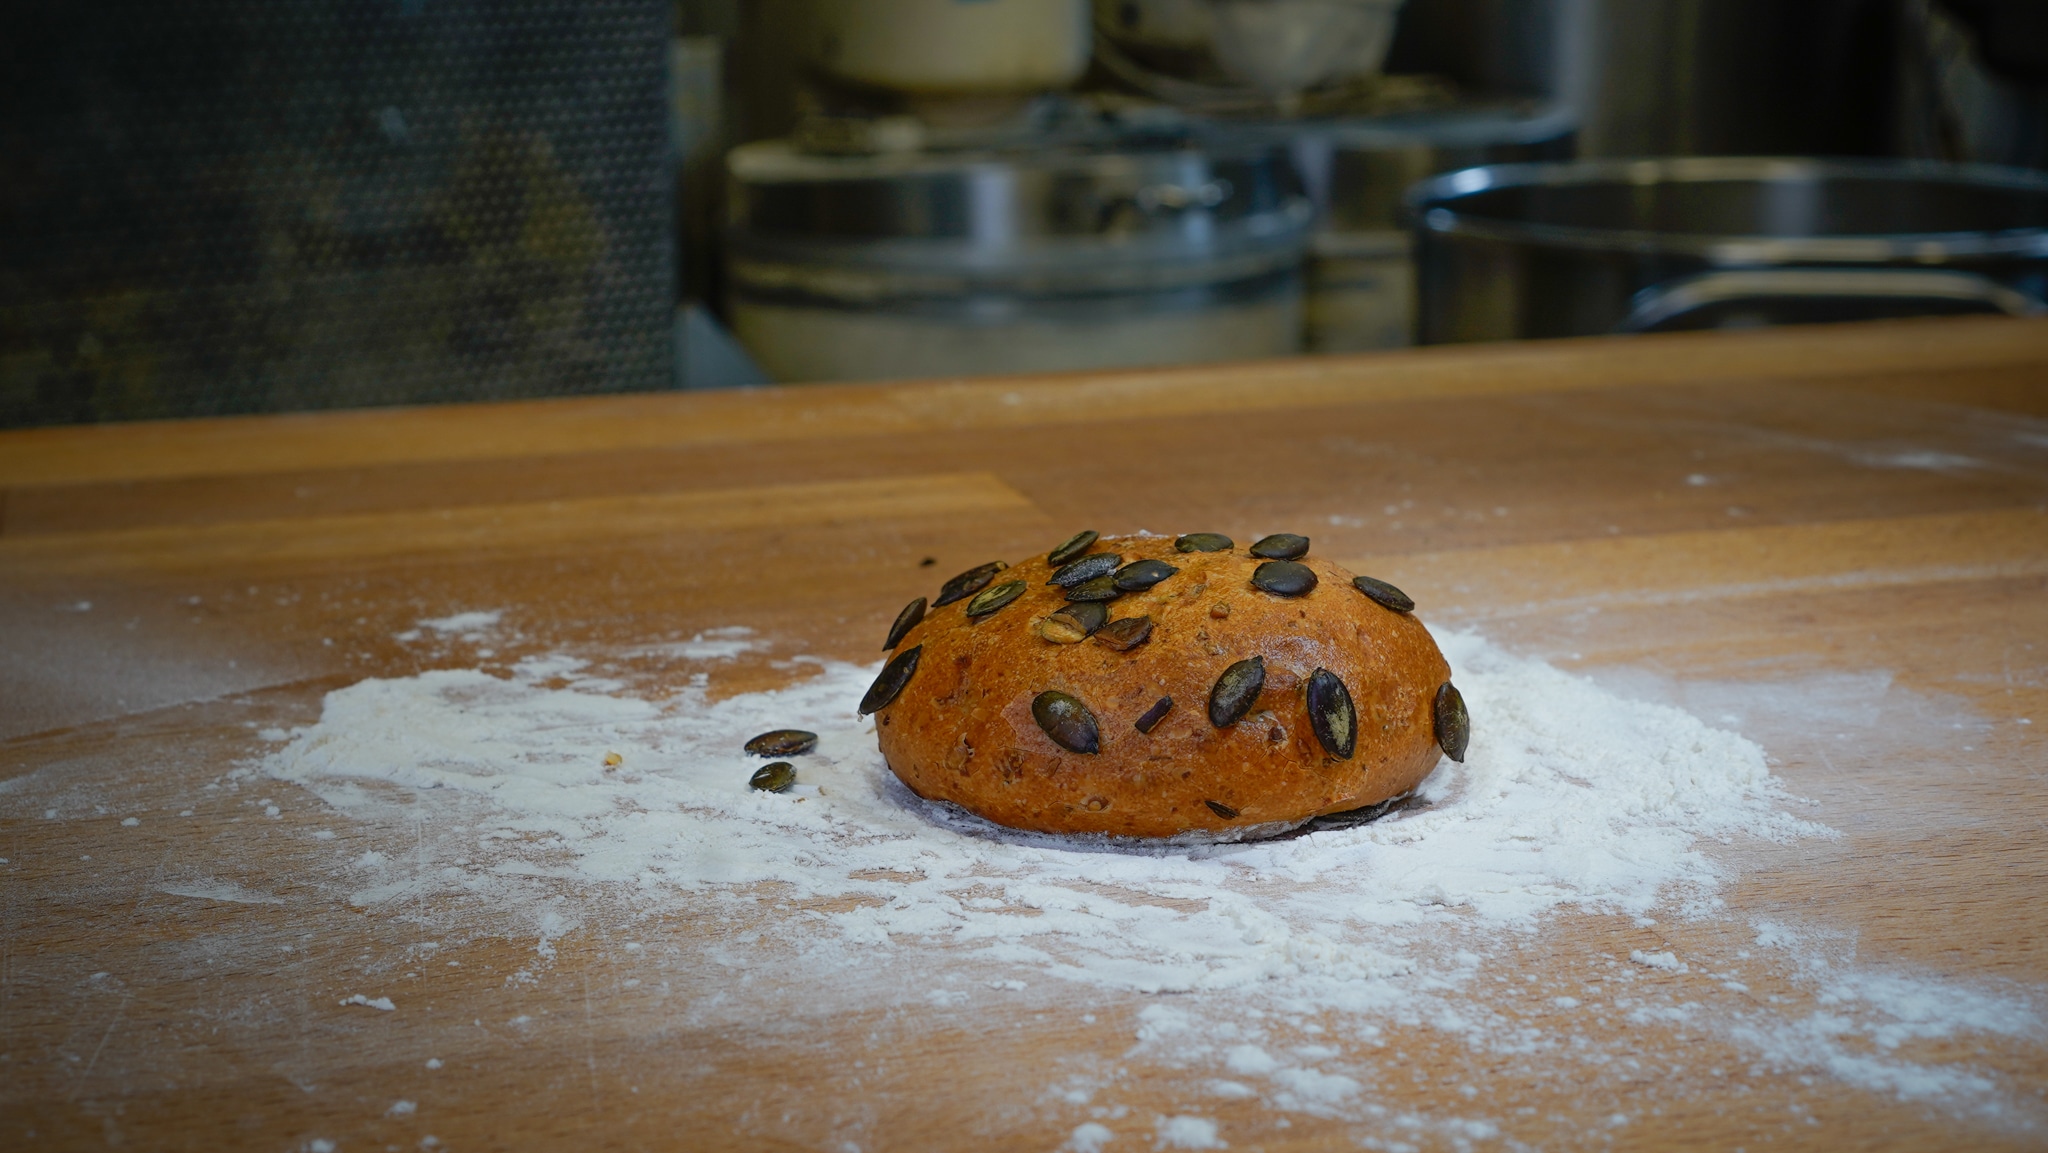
left=1351, top=575, right=1414, bottom=614
left=1174, top=533, right=1233, bottom=553
left=1092, top=615, right=1154, bottom=652
left=859, top=645, right=922, bottom=715
left=1208, top=655, right=1265, bottom=727
left=1249, top=533, right=1309, bottom=560
left=1304, top=668, right=1356, bottom=759
left=744, top=729, right=818, bottom=757
left=1032, top=690, right=1101, bottom=754
left=749, top=762, right=796, bottom=793
left=1434, top=681, right=1470, bottom=763
left=1048, top=530, right=1099, bottom=567
left=1048, top=552, right=1122, bottom=587
left=965, top=579, right=1026, bottom=618
left=1134, top=696, right=1173, bottom=734
left=1205, top=799, right=1239, bottom=820
left=1036, top=602, right=1107, bottom=643
left=1304, top=792, right=1410, bottom=832
left=1037, top=617, right=1087, bottom=644
left=883, top=597, right=926, bottom=649
left=1065, top=574, right=1122, bottom=602
left=935, top=561, right=1007, bottom=607
left=1112, top=558, right=1178, bottom=591
left=1250, top=560, right=1318, bottom=597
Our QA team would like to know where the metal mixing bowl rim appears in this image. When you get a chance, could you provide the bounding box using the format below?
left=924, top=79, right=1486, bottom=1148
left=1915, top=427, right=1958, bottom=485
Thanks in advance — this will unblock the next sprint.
left=728, top=138, right=1292, bottom=182
left=1407, top=156, right=2048, bottom=260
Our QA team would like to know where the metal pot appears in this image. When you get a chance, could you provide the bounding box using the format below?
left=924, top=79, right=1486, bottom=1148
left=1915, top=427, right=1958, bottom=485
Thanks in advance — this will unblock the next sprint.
left=724, top=140, right=1312, bottom=381
left=1410, top=157, right=2048, bottom=343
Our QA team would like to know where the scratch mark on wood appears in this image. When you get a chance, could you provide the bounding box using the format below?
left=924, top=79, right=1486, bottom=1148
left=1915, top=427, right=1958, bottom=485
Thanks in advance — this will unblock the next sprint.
left=72, top=992, right=131, bottom=1101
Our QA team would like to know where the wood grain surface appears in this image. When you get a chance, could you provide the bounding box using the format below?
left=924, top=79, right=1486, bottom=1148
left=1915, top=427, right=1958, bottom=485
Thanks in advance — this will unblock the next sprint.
left=3, top=316, right=2046, bottom=1151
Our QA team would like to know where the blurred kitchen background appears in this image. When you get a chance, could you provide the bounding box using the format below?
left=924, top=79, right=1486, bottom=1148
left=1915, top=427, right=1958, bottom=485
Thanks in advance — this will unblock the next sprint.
left=4, top=0, right=2047, bottom=426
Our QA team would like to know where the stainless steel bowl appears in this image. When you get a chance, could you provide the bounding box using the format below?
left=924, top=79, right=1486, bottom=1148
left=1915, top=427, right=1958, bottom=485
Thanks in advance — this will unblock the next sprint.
left=724, top=140, right=1312, bottom=381
left=1409, top=157, right=2048, bottom=343
left=728, top=141, right=1309, bottom=287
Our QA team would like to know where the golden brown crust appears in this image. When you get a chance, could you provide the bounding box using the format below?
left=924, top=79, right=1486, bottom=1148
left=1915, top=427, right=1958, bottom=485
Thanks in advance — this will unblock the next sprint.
left=873, top=535, right=1451, bottom=839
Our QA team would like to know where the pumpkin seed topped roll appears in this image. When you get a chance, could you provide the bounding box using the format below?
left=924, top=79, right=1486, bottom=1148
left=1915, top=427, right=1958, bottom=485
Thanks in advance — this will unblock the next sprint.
left=866, top=533, right=1463, bottom=840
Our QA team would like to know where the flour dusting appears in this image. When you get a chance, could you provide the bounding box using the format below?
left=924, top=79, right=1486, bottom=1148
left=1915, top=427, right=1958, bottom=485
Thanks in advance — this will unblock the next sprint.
left=267, top=633, right=1810, bottom=991
left=416, top=610, right=503, bottom=636
left=258, top=629, right=2042, bottom=1130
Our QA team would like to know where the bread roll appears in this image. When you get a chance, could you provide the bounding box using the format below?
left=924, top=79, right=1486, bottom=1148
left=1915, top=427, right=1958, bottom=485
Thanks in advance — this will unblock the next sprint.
left=864, top=532, right=1463, bottom=840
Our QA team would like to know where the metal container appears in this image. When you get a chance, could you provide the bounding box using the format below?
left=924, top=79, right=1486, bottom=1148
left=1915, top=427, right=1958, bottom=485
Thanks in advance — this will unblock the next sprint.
left=795, top=0, right=1091, bottom=96
left=1289, top=107, right=1575, bottom=350
left=1411, top=157, right=2048, bottom=343
left=1267, top=0, right=1582, bottom=349
left=724, top=140, right=1312, bottom=381
left=1095, top=0, right=1578, bottom=117
left=1096, top=0, right=1409, bottom=99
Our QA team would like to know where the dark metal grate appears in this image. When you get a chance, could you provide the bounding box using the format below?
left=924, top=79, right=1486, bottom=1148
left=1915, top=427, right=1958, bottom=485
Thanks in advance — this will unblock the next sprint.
left=1, top=0, right=673, bottom=428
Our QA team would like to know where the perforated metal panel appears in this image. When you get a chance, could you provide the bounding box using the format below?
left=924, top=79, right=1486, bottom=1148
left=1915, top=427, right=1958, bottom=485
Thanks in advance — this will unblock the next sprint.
left=1, top=0, right=673, bottom=427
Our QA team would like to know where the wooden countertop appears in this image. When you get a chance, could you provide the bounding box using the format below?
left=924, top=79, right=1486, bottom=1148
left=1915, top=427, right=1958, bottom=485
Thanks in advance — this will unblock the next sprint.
left=4, top=317, right=2046, bottom=1150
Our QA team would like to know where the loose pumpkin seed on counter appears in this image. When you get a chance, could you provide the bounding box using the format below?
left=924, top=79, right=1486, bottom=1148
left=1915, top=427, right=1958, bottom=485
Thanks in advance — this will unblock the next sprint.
left=1032, top=690, right=1101, bottom=754
left=1092, top=615, right=1153, bottom=652
left=883, top=597, right=926, bottom=649
left=1250, top=560, right=1318, bottom=597
left=1249, top=533, right=1310, bottom=560
left=744, top=729, right=818, bottom=757
left=1036, top=602, right=1108, bottom=643
left=1047, top=529, right=1099, bottom=566
left=1048, top=552, right=1122, bottom=587
left=859, top=645, right=922, bottom=716
left=1112, top=559, right=1178, bottom=591
left=934, top=561, right=1007, bottom=607
left=749, top=762, right=796, bottom=793
left=1352, top=575, right=1415, bottom=613
left=965, top=579, right=1027, bottom=618
left=1174, top=532, right=1233, bottom=553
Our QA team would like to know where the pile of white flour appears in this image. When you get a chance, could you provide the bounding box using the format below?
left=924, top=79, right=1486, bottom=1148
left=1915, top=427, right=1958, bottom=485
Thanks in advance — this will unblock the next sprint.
left=267, top=632, right=1815, bottom=992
